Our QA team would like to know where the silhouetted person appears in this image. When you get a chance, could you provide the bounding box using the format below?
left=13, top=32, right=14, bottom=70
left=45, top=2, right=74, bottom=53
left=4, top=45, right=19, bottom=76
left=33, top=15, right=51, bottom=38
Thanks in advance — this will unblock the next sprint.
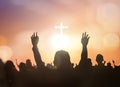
left=96, top=54, right=105, bottom=68
left=76, top=32, right=92, bottom=71
left=112, top=60, right=120, bottom=71
left=18, top=62, right=26, bottom=72
left=0, top=58, right=5, bottom=74
left=53, top=50, right=72, bottom=70
left=26, top=59, right=34, bottom=71
left=0, top=59, right=6, bottom=87
left=4, top=60, right=18, bottom=87
left=106, top=62, right=113, bottom=71
left=86, top=58, right=92, bottom=69
left=46, top=63, right=55, bottom=70
left=31, top=32, right=44, bottom=70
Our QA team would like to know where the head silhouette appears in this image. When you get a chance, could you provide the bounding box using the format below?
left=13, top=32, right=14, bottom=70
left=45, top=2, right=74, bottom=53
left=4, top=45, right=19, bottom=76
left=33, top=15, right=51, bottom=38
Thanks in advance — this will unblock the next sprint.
left=107, top=62, right=111, bottom=66
left=0, top=58, right=4, bottom=67
left=96, top=54, right=104, bottom=66
left=54, top=50, right=72, bottom=70
left=26, top=59, right=32, bottom=68
left=4, top=60, right=17, bottom=73
left=19, top=62, right=26, bottom=72
left=87, top=58, right=92, bottom=67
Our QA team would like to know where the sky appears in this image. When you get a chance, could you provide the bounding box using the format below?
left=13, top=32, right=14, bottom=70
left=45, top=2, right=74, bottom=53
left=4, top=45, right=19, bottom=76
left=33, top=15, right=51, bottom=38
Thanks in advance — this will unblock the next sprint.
left=0, top=0, right=120, bottom=66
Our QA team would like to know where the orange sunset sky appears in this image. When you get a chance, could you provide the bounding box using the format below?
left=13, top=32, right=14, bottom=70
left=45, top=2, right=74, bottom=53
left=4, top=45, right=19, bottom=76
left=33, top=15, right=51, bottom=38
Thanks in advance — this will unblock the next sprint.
left=0, top=0, right=120, bottom=66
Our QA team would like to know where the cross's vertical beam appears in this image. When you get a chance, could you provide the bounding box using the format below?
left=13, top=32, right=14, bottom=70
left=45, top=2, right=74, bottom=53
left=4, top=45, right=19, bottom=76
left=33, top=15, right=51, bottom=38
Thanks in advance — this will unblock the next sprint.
left=55, top=23, right=68, bottom=36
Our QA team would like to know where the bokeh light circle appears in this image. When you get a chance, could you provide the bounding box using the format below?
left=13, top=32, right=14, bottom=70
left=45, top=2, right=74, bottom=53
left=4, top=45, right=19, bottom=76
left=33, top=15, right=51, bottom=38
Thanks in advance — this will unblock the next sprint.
left=0, top=45, right=13, bottom=62
left=103, top=33, right=119, bottom=49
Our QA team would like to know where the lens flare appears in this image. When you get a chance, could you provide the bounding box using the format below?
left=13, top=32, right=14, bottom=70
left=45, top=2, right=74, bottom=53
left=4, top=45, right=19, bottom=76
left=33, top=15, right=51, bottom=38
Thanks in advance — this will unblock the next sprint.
left=51, top=34, right=69, bottom=50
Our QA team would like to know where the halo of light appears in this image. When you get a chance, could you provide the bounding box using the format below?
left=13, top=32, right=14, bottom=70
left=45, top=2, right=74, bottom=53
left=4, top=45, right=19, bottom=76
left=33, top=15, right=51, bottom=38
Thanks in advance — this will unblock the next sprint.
left=51, top=34, right=69, bottom=50
left=0, top=46, right=13, bottom=62
left=103, top=33, right=120, bottom=49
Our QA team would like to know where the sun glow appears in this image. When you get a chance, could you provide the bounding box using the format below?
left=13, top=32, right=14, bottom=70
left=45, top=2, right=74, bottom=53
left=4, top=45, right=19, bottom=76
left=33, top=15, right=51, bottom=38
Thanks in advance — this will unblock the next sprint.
left=0, top=45, right=13, bottom=62
left=51, top=34, right=69, bottom=50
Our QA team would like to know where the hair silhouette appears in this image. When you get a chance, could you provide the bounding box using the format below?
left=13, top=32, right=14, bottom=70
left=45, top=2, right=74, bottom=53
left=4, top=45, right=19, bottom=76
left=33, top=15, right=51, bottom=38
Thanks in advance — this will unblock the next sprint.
left=18, top=62, right=26, bottom=72
left=54, top=50, right=72, bottom=70
left=96, top=54, right=105, bottom=68
left=4, top=60, right=17, bottom=87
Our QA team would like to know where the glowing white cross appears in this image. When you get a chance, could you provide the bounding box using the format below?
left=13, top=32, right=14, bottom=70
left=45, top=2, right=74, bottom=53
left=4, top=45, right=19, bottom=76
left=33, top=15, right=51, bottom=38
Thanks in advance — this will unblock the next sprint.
left=55, top=23, right=68, bottom=35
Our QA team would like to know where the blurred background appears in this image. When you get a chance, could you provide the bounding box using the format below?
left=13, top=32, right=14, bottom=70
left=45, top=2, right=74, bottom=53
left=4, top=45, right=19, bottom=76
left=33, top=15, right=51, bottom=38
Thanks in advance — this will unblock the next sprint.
left=0, top=0, right=120, bottom=66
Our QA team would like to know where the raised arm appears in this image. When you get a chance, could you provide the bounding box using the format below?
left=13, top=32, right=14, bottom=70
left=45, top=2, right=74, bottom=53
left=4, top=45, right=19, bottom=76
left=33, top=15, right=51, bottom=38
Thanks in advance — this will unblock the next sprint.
left=112, top=60, right=116, bottom=68
left=79, top=32, right=90, bottom=64
left=15, top=59, right=19, bottom=68
left=31, top=32, right=44, bottom=69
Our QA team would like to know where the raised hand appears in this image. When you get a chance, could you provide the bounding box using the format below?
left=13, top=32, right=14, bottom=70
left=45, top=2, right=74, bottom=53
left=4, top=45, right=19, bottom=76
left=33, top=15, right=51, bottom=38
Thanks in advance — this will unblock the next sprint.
left=79, top=32, right=90, bottom=67
left=31, top=32, right=39, bottom=47
left=31, top=32, right=44, bottom=69
left=112, top=60, right=115, bottom=64
left=81, top=32, right=90, bottom=46
left=112, top=60, right=115, bottom=66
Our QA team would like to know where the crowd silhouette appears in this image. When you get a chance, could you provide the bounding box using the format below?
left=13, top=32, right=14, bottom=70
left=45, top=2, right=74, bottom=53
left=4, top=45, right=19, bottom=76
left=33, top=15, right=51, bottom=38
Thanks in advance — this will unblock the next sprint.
left=0, top=32, right=120, bottom=87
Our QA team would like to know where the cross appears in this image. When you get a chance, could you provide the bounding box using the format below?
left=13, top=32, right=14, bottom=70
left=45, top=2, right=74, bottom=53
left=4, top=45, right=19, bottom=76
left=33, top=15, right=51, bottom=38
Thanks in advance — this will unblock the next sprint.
left=55, top=23, right=68, bottom=35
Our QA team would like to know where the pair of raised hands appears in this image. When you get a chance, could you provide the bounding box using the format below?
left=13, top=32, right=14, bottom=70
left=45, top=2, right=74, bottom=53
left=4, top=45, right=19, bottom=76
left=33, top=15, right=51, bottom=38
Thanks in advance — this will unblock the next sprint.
left=31, top=32, right=90, bottom=46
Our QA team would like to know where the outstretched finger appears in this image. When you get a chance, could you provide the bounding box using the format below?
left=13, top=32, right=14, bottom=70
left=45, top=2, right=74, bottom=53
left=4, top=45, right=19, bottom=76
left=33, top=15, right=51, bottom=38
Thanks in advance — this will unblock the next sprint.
left=31, top=32, right=35, bottom=38
left=31, top=33, right=34, bottom=39
left=85, top=32, right=86, bottom=36
left=86, top=34, right=89, bottom=37
left=88, top=36, right=90, bottom=40
left=33, top=32, right=35, bottom=37
left=82, top=33, right=84, bottom=38
left=36, top=32, right=37, bottom=36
